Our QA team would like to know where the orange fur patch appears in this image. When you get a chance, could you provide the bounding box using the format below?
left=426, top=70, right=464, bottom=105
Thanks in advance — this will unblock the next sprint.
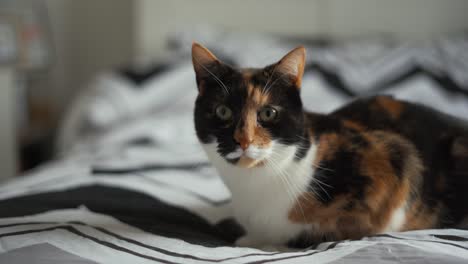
left=234, top=82, right=272, bottom=151
left=289, top=193, right=376, bottom=240
left=376, top=96, right=404, bottom=119
left=289, top=131, right=424, bottom=239
left=343, top=120, right=366, bottom=131
left=314, top=133, right=340, bottom=163
left=234, top=109, right=256, bottom=150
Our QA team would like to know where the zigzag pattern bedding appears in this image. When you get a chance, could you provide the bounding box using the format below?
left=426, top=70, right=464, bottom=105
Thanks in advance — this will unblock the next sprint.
left=2, top=32, right=468, bottom=263
left=2, top=140, right=468, bottom=263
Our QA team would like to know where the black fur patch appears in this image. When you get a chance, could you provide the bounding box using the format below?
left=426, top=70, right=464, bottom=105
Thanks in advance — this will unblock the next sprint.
left=312, top=148, right=371, bottom=204
left=294, top=132, right=311, bottom=161
left=387, top=143, right=406, bottom=179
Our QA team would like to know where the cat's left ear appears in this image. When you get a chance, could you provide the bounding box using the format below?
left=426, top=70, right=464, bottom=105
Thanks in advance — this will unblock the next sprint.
left=192, top=42, right=220, bottom=83
left=276, top=46, right=306, bottom=88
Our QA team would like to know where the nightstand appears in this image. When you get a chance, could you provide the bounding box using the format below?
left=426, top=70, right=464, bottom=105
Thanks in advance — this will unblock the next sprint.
left=0, top=67, right=16, bottom=181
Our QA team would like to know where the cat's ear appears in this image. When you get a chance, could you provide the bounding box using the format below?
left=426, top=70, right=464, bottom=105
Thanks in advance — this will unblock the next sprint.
left=276, top=46, right=306, bottom=88
left=192, top=42, right=220, bottom=85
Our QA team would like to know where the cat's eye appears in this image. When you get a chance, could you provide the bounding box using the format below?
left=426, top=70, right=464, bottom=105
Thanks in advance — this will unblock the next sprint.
left=215, top=105, right=233, bottom=121
left=258, top=107, right=278, bottom=122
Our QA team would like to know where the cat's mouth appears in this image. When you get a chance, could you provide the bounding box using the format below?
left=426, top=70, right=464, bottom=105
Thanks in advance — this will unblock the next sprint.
left=236, top=156, right=266, bottom=168
left=225, top=146, right=271, bottom=168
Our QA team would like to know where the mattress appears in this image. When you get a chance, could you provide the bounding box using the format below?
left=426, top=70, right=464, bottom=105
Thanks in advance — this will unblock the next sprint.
left=1, top=30, right=468, bottom=263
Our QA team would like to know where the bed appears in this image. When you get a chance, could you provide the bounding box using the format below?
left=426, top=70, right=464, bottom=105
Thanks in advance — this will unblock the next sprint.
left=1, top=30, right=468, bottom=263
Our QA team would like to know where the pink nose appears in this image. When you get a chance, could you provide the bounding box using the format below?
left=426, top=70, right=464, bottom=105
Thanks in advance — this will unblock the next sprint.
left=235, top=135, right=253, bottom=150
left=239, top=140, right=252, bottom=150
left=234, top=122, right=255, bottom=151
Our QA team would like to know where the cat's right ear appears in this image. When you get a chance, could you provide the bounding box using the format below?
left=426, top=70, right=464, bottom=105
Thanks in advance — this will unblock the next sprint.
left=276, top=46, right=306, bottom=88
left=192, top=42, right=220, bottom=93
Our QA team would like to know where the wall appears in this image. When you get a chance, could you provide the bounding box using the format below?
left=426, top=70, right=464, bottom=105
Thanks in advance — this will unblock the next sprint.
left=326, top=0, right=468, bottom=38
left=30, top=0, right=135, bottom=116
left=0, top=68, right=16, bottom=181
left=135, top=0, right=327, bottom=60
left=135, top=0, right=468, bottom=59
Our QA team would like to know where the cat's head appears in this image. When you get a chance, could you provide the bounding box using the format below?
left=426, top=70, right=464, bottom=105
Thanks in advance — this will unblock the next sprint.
left=192, top=43, right=309, bottom=168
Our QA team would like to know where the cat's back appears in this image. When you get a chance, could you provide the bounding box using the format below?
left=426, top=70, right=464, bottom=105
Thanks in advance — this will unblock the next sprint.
left=329, top=95, right=468, bottom=174
left=330, top=95, right=468, bottom=136
left=327, top=95, right=468, bottom=227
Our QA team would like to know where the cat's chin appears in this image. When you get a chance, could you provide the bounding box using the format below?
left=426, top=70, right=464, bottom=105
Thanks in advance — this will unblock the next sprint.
left=236, top=156, right=266, bottom=168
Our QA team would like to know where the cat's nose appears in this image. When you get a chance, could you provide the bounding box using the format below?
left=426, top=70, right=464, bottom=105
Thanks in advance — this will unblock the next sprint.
left=234, top=120, right=255, bottom=150
left=239, top=139, right=253, bottom=150
left=234, top=134, right=253, bottom=150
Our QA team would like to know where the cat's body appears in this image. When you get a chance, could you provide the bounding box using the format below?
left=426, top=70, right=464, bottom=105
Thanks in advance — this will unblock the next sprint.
left=192, top=43, right=468, bottom=248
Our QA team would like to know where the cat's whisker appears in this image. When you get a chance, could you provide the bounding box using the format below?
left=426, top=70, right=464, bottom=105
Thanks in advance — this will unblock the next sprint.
left=266, top=159, right=298, bottom=209
left=267, top=155, right=299, bottom=196
left=311, top=176, right=333, bottom=189
left=268, top=153, right=320, bottom=225
left=292, top=165, right=332, bottom=203
left=312, top=164, right=334, bottom=172
left=295, top=134, right=311, bottom=142
left=268, top=151, right=318, bottom=203
left=311, top=178, right=332, bottom=201
left=266, top=155, right=309, bottom=222
left=288, top=135, right=336, bottom=172
left=268, top=150, right=329, bottom=205
left=275, top=142, right=335, bottom=173
left=262, top=64, right=279, bottom=95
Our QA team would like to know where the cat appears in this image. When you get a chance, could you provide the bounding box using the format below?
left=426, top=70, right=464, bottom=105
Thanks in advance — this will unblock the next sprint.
left=191, top=42, right=468, bottom=249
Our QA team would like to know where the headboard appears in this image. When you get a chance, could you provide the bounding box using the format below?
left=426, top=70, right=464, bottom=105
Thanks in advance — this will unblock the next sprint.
left=135, top=0, right=468, bottom=59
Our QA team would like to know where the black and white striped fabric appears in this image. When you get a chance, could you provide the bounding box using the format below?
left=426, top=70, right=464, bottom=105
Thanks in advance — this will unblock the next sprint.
left=3, top=124, right=468, bottom=263
left=3, top=30, right=468, bottom=263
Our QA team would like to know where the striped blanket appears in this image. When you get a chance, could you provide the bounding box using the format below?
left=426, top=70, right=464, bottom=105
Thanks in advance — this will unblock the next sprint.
left=2, top=141, right=468, bottom=263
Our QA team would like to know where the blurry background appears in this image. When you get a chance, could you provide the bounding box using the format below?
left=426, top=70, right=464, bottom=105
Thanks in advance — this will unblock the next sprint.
left=1, top=0, right=468, bottom=181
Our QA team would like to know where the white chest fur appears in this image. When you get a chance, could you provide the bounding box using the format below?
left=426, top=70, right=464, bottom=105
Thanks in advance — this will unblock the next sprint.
left=203, top=142, right=318, bottom=246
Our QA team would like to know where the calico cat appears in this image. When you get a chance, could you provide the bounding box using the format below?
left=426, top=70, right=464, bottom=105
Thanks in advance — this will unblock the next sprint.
left=191, top=42, right=468, bottom=248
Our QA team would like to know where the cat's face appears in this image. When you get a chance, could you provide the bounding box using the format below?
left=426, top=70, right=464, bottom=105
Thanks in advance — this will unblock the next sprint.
left=192, top=43, right=307, bottom=168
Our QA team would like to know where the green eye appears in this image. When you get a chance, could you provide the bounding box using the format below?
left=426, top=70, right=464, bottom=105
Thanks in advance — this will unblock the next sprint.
left=259, top=107, right=278, bottom=122
left=215, top=105, right=233, bottom=121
